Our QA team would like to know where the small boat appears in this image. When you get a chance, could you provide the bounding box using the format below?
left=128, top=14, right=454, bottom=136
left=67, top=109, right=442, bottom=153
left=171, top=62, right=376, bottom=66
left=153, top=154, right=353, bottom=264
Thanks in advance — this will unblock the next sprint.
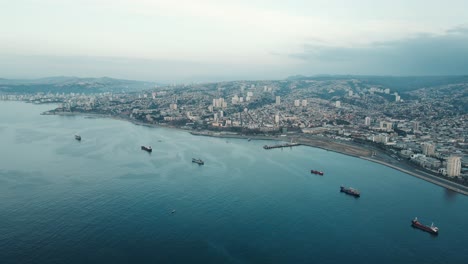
left=75, top=135, right=81, bottom=141
left=340, top=186, right=360, bottom=197
left=248, top=138, right=251, bottom=141
left=311, top=169, right=324, bottom=175
left=411, top=217, right=438, bottom=235
left=141, top=146, right=152, bottom=152
left=171, top=209, right=176, bottom=214
left=192, top=158, right=204, bottom=165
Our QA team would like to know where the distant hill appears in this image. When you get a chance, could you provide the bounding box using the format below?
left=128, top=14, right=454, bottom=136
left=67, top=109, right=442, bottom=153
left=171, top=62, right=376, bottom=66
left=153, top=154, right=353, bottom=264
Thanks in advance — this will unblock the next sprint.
left=0, top=76, right=159, bottom=94
left=286, top=75, right=468, bottom=92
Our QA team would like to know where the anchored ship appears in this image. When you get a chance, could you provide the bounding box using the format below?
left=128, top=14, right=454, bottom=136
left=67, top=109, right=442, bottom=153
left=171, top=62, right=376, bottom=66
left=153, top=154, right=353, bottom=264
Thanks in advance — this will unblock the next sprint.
left=141, top=146, right=152, bottom=152
left=192, top=158, right=204, bottom=165
left=340, top=186, right=360, bottom=197
left=75, top=135, right=81, bottom=141
left=411, top=217, right=438, bottom=235
left=311, top=169, right=324, bottom=175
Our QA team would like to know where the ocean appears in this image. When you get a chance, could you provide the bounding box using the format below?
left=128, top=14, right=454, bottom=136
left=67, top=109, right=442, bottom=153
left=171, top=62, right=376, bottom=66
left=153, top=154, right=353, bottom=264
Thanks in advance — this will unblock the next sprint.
left=0, top=101, right=467, bottom=264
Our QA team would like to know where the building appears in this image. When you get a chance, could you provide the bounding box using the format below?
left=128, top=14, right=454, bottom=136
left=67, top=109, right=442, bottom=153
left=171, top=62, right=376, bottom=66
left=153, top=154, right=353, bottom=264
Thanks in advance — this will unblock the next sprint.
left=421, top=142, right=436, bottom=157
left=231, top=95, right=239, bottom=104
left=446, top=156, right=461, bottom=177
left=379, top=121, right=393, bottom=131
left=275, top=96, right=281, bottom=105
left=301, top=100, right=307, bottom=107
left=275, top=113, right=280, bottom=124
left=294, top=100, right=300, bottom=107
left=365, top=116, right=371, bottom=126
left=335, top=101, right=341, bottom=108
left=413, top=121, right=419, bottom=132
left=395, top=93, right=401, bottom=102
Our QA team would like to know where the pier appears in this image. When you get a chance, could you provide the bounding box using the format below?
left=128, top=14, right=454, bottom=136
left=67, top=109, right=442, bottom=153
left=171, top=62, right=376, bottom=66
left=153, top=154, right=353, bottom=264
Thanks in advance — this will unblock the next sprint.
left=263, top=143, right=300, bottom=150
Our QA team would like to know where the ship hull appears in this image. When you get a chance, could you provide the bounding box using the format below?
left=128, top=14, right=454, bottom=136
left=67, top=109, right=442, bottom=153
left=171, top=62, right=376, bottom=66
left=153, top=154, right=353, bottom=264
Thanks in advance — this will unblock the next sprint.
left=340, top=187, right=360, bottom=197
left=412, top=221, right=438, bottom=235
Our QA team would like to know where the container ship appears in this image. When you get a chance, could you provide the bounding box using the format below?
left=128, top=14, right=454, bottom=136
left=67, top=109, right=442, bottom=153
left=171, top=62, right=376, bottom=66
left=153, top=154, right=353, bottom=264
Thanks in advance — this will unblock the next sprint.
left=311, top=170, right=324, bottom=175
left=411, top=217, right=438, bottom=235
left=141, top=146, right=152, bottom=152
left=192, top=158, right=204, bottom=165
left=340, top=186, right=360, bottom=197
left=75, top=135, right=81, bottom=141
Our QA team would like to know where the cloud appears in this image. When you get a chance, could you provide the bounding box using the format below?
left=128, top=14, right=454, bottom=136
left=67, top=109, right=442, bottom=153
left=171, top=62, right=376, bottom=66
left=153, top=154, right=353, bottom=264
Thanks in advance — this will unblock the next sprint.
left=289, top=26, right=468, bottom=75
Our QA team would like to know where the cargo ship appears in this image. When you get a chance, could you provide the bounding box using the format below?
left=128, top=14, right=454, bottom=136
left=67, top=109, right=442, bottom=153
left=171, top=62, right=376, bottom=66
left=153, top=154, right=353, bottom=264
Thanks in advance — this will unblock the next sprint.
left=141, top=146, right=152, bottom=152
left=340, top=186, right=360, bottom=197
left=311, top=170, right=324, bottom=175
left=75, top=135, right=81, bottom=141
left=411, top=217, right=438, bottom=235
left=192, top=158, right=204, bottom=165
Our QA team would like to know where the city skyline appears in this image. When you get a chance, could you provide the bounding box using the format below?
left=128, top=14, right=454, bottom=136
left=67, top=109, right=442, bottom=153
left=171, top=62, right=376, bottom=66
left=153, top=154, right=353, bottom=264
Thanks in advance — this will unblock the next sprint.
left=1, top=0, right=468, bottom=82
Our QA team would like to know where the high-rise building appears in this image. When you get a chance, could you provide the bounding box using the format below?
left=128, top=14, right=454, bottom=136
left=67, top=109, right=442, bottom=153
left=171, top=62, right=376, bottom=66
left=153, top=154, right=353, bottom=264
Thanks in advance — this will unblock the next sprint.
left=335, top=101, right=341, bottom=108
left=395, top=93, right=401, bottom=102
left=276, top=96, right=281, bottom=105
left=301, top=100, right=307, bottom=107
left=413, top=121, right=419, bottom=132
left=365, top=117, right=371, bottom=126
left=232, top=95, right=239, bottom=104
left=421, top=142, right=436, bottom=157
left=348, top=91, right=353, bottom=97
left=294, top=100, right=300, bottom=107
left=446, top=156, right=461, bottom=177
left=275, top=113, right=280, bottom=124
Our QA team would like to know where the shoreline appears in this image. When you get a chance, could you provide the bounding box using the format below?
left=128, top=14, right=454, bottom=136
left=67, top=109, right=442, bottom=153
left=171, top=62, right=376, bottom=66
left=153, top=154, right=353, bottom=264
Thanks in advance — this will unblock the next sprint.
left=44, top=111, right=468, bottom=196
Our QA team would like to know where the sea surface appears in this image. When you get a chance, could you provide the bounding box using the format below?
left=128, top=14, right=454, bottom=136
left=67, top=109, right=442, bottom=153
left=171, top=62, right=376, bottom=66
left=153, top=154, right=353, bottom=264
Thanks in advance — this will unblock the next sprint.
left=0, top=101, right=467, bottom=264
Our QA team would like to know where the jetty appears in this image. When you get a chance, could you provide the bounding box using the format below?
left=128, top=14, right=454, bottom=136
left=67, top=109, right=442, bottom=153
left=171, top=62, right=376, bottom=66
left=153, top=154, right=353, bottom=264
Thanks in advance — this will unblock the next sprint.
left=263, top=143, right=300, bottom=150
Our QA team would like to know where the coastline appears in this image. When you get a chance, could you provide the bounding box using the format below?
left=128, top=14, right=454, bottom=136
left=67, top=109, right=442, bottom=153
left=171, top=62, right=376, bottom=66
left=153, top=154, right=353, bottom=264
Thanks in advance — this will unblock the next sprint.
left=43, top=110, right=468, bottom=196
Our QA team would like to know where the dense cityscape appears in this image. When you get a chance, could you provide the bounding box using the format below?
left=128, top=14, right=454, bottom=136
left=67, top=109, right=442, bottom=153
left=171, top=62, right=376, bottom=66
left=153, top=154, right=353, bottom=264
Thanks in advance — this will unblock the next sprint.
left=2, top=76, right=467, bottom=190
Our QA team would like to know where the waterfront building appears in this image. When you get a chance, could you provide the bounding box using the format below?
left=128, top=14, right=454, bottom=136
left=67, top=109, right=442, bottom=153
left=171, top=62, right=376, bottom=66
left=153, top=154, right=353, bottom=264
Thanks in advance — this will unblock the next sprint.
left=395, top=93, right=401, bottom=102
left=446, top=156, right=461, bottom=177
left=421, top=142, right=436, bottom=157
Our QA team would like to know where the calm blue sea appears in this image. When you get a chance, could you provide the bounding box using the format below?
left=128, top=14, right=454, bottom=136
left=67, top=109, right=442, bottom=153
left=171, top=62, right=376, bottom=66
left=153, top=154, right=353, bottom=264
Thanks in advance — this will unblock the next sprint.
left=0, top=101, right=467, bottom=264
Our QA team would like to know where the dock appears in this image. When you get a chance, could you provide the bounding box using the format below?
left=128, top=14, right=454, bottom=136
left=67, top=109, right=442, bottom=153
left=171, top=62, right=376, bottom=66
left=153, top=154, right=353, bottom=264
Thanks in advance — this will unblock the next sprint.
left=263, top=143, right=300, bottom=150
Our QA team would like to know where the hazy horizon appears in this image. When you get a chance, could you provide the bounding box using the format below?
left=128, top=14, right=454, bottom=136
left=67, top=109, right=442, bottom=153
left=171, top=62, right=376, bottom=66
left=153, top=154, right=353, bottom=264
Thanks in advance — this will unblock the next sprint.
left=2, top=0, right=468, bottom=82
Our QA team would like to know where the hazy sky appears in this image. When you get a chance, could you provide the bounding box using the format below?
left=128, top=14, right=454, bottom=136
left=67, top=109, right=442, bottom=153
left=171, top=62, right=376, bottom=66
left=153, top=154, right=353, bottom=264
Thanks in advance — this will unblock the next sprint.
left=1, top=0, right=468, bottom=82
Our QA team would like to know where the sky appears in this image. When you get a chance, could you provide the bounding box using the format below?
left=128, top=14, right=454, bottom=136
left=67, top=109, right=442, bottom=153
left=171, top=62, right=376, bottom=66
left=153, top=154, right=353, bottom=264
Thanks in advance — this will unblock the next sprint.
left=1, top=0, right=468, bottom=82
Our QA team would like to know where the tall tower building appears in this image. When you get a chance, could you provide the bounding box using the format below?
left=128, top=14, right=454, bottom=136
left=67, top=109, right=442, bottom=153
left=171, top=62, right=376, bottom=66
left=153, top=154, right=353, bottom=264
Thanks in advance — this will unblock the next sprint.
left=335, top=101, right=341, bottom=108
left=421, top=142, right=435, bottom=157
left=275, top=96, right=281, bottom=105
left=365, top=117, right=371, bottom=126
left=446, top=156, right=461, bottom=177
left=413, top=121, right=419, bottom=132
left=275, top=113, right=280, bottom=124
